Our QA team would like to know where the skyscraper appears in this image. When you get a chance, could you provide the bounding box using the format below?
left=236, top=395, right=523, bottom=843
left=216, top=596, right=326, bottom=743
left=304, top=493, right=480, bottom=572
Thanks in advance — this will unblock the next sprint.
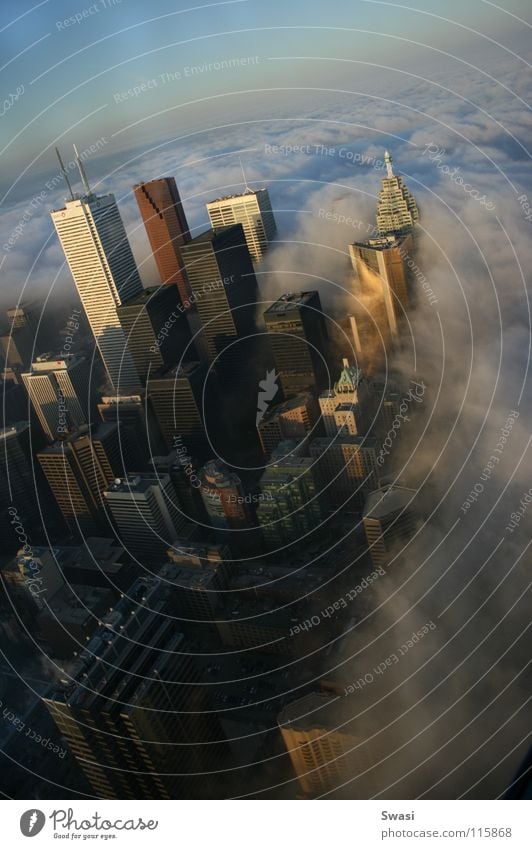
left=362, top=484, right=417, bottom=569
left=97, top=392, right=160, bottom=467
left=206, top=188, right=276, bottom=262
left=278, top=692, right=375, bottom=798
left=43, top=576, right=227, bottom=799
left=309, top=435, right=379, bottom=508
left=199, top=459, right=249, bottom=530
left=103, top=473, right=186, bottom=559
left=257, top=443, right=324, bottom=547
left=37, top=423, right=122, bottom=536
left=376, top=150, right=419, bottom=236
left=180, top=225, right=259, bottom=363
left=51, top=149, right=142, bottom=391
left=0, top=422, right=40, bottom=537
left=0, top=306, right=35, bottom=372
left=349, top=234, right=412, bottom=341
left=257, top=392, right=319, bottom=457
left=319, top=358, right=369, bottom=436
left=134, top=177, right=191, bottom=302
left=148, top=361, right=208, bottom=454
left=264, top=292, right=330, bottom=398
left=117, top=284, right=194, bottom=382
left=22, top=353, right=92, bottom=441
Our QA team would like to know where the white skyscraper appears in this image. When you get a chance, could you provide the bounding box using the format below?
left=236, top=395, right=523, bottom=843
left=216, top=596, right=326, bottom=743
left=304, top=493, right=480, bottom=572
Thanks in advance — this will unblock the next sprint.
left=50, top=148, right=142, bottom=391
left=206, top=188, right=276, bottom=261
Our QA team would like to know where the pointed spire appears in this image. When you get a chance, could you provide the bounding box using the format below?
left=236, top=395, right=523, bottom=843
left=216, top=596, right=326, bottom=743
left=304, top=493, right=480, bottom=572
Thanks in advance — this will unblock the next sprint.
left=55, top=147, right=74, bottom=200
left=73, top=143, right=92, bottom=196
left=384, top=149, right=394, bottom=179
left=239, top=156, right=250, bottom=191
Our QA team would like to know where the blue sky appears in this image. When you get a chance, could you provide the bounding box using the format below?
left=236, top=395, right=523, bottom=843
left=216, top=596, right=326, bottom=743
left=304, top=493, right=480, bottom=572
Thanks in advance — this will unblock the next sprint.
left=0, top=0, right=531, bottom=182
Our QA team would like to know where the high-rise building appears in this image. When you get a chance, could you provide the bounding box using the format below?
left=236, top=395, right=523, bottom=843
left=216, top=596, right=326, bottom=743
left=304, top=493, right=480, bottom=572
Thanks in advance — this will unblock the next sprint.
left=134, top=177, right=191, bottom=302
left=264, top=292, right=330, bottom=398
left=349, top=234, right=412, bottom=341
left=97, top=392, right=160, bottom=467
left=206, top=188, right=276, bottom=262
left=117, top=284, right=194, bottom=382
left=199, top=460, right=249, bottom=530
left=43, top=575, right=227, bottom=799
left=151, top=450, right=206, bottom=525
left=278, top=692, right=375, bottom=798
left=180, top=225, right=259, bottom=363
left=104, top=473, right=186, bottom=559
left=257, top=392, right=319, bottom=458
left=257, top=443, right=325, bottom=547
left=376, top=150, right=419, bottom=236
left=37, top=423, right=122, bottom=536
left=0, top=422, right=40, bottom=537
left=0, top=306, right=35, bottom=372
left=160, top=544, right=232, bottom=623
left=148, top=361, right=208, bottom=454
left=51, top=151, right=142, bottom=391
left=319, top=358, right=369, bottom=436
left=22, top=353, right=92, bottom=441
left=309, top=435, right=379, bottom=508
left=362, top=484, right=417, bottom=569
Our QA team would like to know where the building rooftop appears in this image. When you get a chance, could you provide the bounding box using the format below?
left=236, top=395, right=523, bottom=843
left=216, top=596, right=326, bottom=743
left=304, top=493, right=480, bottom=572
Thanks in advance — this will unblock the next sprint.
left=264, top=291, right=317, bottom=316
left=206, top=188, right=267, bottom=204
left=363, top=484, right=416, bottom=520
left=259, top=393, right=313, bottom=425
left=0, top=421, right=30, bottom=440
left=184, top=224, right=242, bottom=245
left=105, top=473, right=168, bottom=495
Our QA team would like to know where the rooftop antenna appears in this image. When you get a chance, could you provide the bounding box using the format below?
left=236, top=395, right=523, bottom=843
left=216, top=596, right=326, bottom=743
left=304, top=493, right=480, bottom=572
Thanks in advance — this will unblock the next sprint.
left=55, top=147, right=74, bottom=200
left=73, top=143, right=92, bottom=196
left=239, top=156, right=250, bottom=191
left=384, top=150, right=394, bottom=179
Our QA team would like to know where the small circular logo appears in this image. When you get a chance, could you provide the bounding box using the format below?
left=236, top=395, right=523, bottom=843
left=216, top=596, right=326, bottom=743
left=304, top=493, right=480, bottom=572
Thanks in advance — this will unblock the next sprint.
left=20, top=810, right=46, bottom=837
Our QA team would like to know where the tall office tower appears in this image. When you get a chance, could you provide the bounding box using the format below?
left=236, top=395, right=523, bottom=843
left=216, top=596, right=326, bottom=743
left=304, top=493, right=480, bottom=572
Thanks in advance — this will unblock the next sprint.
left=199, top=460, right=249, bottom=530
left=21, top=353, right=92, bottom=441
left=180, top=224, right=259, bottom=363
left=264, top=292, right=330, bottom=398
left=346, top=310, right=384, bottom=376
left=376, top=150, right=419, bottom=236
left=278, top=693, right=375, bottom=798
left=362, top=484, right=417, bottom=569
left=349, top=234, right=412, bottom=342
left=51, top=150, right=142, bottom=391
left=0, top=306, right=35, bottom=371
left=151, top=450, right=206, bottom=525
left=43, top=576, right=227, bottom=799
left=0, top=422, right=40, bottom=538
left=367, top=379, right=403, bottom=440
left=148, top=361, right=208, bottom=454
left=104, top=473, right=186, bottom=559
left=117, top=284, right=194, bottom=382
left=97, top=392, right=158, bottom=467
left=206, top=188, right=277, bottom=262
left=134, top=177, right=191, bottom=302
left=37, top=423, right=121, bottom=536
left=159, top=544, right=232, bottom=623
left=309, top=435, right=379, bottom=509
left=257, top=392, right=319, bottom=458
left=257, top=444, right=324, bottom=547
left=319, top=358, right=369, bottom=436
